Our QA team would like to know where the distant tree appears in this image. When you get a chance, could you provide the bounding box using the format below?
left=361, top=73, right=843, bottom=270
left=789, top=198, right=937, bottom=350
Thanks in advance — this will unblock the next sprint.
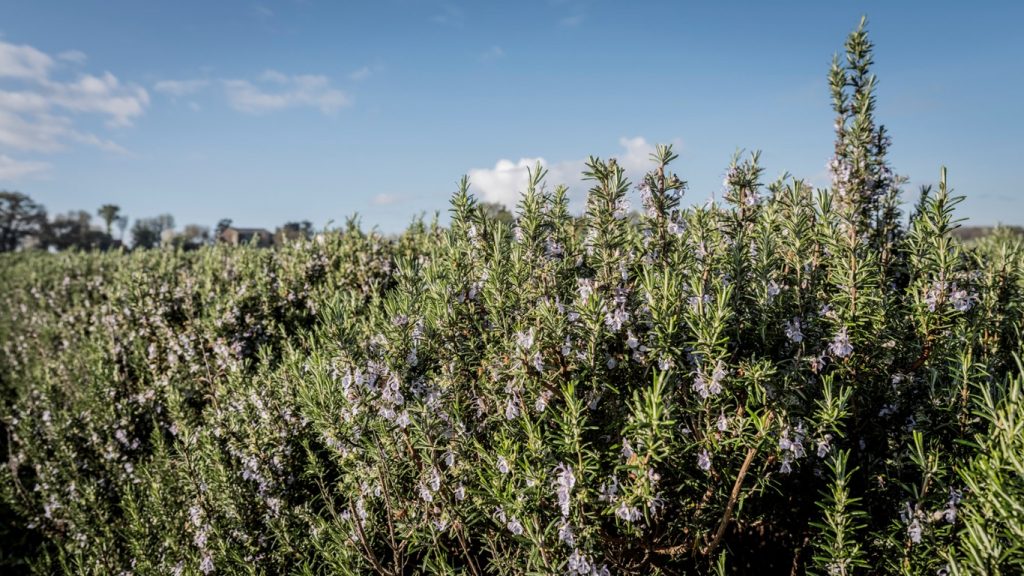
left=97, top=204, right=120, bottom=237
left=480, top=201, right=515, bottom=227
left=0, top=191, right=47, bottom=252
left=131, top=214, right=175, bottom=250
left=155, top=214, right=175, bottom=233
left=215, top=218, right=233, bottom=242
left=274, top=220, right=314, bottom=244
left=181, top=224, right=210, bottom=247
left=115, top=215, right=129, bottom=241
left=42, top=211, right=109, bottom=251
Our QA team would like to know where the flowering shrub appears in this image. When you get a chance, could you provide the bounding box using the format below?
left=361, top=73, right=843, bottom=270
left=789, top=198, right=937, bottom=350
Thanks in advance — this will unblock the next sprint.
left=2, top=19, right=1023, bottom=575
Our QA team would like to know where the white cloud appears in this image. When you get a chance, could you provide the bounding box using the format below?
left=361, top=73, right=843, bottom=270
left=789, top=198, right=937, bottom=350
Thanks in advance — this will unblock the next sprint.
left=0, top=42, right=53, bottom=81
left=0, top=110, right=72, bottom=152
left=154, top=78, right=209, bottom=97
left=223, top=71, right=350, bottom=114
left=0, top=153, right=49, bottom=180
left=46, top=71, right=149, bottom=127
left=57, top=50, right=87, bottom=64
left=0, top=40, right=146, bottom=182
left=467, top=136, right=682, bottom=209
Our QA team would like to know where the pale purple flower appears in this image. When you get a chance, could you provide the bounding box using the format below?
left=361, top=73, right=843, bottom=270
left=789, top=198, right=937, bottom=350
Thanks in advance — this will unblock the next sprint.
left=908, top=518, right=922, bottom=544
left=561, top=336, right=573, bottom=357
left=577, top=279, right=595, bottom=301
left=516, top=328, right=534, bottom=350
left=558, top=522, right=575, bottom=547
left=532, top=351, right=545, bottom=373
left=554, top=463, right=576, bottom=518
left=694, top=242, right=708, bottom=261
left=604, top=307, right=629, bottom=332
left=395, top=411, right=410, bottom=429
left=621, top=439, right=635, bottom=460
left=944, top=489, right=962, bottom=523
left=419, top=484, right=434, bottom=502
left=829, top=327, right=853, bottom=358
left=545, top=237, right=564, bottom=258
left=697, top=449, right=711, bottom=471
left=767, top=280, right=781, bottom=299
left=535, top=390, right=552, bottom=413
left=658, top=356, right=673, bottom=371
left=497, top=456, right=510, bottom=474
left=692, top=372, right=709, bottom=399
left=817, top=435, right=832, bottom=458
left=785, top=317, right=804, bottom=343
left=614, top=197, right=631, bottom=219
left=626, top=330, right=639, bottom=350
left=950, top=286, right=975, bottom=312
left=615, top=501, right=642, bottom=523
left=567, top=549, right=592, bottom=575
left=716, top=413, right=729, bottom=432
left=925, top=282, right=944, bottom=312
left=709, top=361, right=727, bottom=395
left=598, top=476, right=619, bottom=503
left=507, top=517, right=524, bottom=536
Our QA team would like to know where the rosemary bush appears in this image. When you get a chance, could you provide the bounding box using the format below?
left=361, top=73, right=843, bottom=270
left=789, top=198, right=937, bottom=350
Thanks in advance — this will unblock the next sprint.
left=2, top=19, right=1023, bottom=575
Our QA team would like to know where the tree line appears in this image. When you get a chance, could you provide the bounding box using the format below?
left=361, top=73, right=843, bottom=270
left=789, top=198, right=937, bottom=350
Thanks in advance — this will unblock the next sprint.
left=0, top=190, right=328, bottom=252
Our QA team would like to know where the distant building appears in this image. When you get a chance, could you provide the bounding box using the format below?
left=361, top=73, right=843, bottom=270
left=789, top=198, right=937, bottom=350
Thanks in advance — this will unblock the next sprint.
left=220, top=226, right=273, bottom=247
left=160, top=229, right=178, bottom=246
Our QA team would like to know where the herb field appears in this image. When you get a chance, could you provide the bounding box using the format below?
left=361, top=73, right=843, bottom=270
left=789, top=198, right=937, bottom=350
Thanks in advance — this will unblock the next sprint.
left=2, top=22, right=1023, bottom=576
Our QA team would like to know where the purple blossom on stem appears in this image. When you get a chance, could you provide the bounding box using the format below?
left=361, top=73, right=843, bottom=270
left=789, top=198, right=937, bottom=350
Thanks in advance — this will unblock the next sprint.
left=829, top=327, right=853, bottom=358
left=697, top=449, right=711, bottom=472
left=785, top=317, right=804, bottom=343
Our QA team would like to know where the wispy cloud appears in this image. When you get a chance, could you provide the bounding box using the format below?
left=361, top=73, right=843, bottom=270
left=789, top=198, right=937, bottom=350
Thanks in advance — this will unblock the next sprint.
left=154, top=70, right=355, bottom=116
left=252, top=3, right=274, bottom=20
left=154, top=79, right=210, bottom=97
left=478, top=45, right=505, bottom=62
left=467, top=136, right=682, bottom=209
left=559, top=14, right=584, bottom=28
left=223, top=70, right=351, bottom=114
left=431, top=3, right=464, bottom=27
left=0, top=42, right=54, bottom=81
left=56, top=50, right=87, bottom=64
left=373, top=193, right=399, bottom=205
left=0, top=153, right=49, bottom=180
left=349, top=66, right=372, bottom=81
left=0, top=40, right=148, bottom=181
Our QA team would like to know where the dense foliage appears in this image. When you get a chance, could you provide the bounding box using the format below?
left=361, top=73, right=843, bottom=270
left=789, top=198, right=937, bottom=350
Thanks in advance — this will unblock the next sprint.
left=2, top=20, right=1023, bottom=575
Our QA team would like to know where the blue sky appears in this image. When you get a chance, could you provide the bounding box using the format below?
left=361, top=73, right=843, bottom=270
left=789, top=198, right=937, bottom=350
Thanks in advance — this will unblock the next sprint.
left=1, top=1, right=1021, bottom=233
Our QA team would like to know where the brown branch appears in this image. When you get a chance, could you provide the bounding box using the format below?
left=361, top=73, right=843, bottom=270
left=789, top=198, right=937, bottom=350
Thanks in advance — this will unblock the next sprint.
left=704, top=412, right=775, bottom=558
left=373, top=446, right=400, bottom=571
left=652, top=542, right=691, bottom=557
left=349, top=501, right=389, bottom=576
left=908, top=340, right=931, bottom=372
left=455, top=524, right=482, bottom=576
left=703, top=443, right=759, bottom=557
